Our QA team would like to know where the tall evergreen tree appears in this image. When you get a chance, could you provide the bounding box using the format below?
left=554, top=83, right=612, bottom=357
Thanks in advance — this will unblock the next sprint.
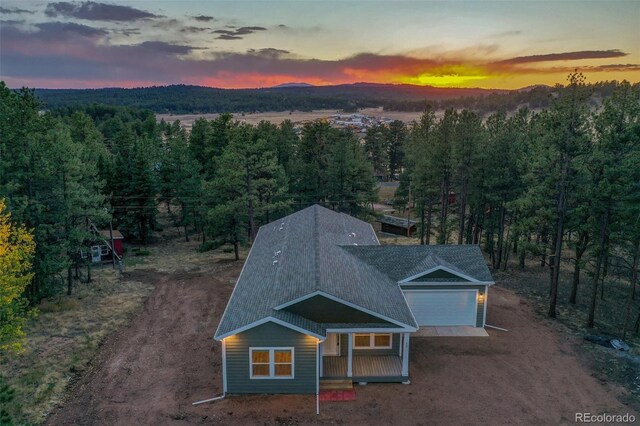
left=452, top=110, right=483, bottom=245
left=386, top=120, right=407, bottom=180
left=405, top=109, right=440, bottom=244
left=586, top=81, right=640, bottom=327
left=363, top=124, right=389, bottom=178
left=290, top=121, right=334, bottom=207
left=520, top=73, right=591, bottom=318
left=208, top=124, right=289, bottom=259
left=160, top=121, right=204, bottom=241
left=326, top=131, right=377, bottom=217
left=434, top=110, right=457, bottom=244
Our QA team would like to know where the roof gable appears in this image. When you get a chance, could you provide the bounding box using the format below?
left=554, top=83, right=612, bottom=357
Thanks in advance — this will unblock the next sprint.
left=342, top=245, right=494, bottom=284
left=280, top=293, right=394, bottom=325
left=404, top=267, right=472, bottom=283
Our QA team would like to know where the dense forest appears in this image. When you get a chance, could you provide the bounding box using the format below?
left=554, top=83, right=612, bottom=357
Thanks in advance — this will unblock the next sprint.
left=35, top=81, right=622, bottom=114
left=1, top=76, right=639, bottom=358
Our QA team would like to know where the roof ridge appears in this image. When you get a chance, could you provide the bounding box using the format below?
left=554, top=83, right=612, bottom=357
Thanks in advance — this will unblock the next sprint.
left=272, top=215, right=289, bottom=291
left=313, top=205, right=321, bottom=291
left=430, top=253, right=466, bottom=275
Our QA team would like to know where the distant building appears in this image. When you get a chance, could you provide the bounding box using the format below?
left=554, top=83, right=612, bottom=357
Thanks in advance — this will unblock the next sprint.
left=86, top=230, right=124, bottom=263
left=376, top=215, right=417, bottom=237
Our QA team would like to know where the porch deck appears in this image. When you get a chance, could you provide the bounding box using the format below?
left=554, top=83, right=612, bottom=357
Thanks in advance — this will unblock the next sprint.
left=414, top=326, right=489, bottom=337
left=322, top=355, right=403, bottom=379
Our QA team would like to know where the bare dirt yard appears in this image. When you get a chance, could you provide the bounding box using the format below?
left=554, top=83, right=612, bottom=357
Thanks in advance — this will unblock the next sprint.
left=46, top=263, right=637, bottom=425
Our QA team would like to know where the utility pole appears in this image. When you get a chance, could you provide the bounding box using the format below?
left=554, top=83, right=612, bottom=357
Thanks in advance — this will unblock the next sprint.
left=109, top=212, right=116, bottom=270
left=407, top=179, right=412, bottom=237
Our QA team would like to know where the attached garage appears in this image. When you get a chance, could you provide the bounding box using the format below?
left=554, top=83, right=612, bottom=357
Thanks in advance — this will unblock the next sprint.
left=403, top=289, right=479, bottom=326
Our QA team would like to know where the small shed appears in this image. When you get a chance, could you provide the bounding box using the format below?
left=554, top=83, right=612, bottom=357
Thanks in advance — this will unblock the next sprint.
left=100, top=229, right=124, bottom=259
left=376, top=215, right=417, bottom=237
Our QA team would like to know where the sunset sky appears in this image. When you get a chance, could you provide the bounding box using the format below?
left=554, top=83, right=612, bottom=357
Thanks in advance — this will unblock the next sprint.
left=1, top=1, right=639, bottom=89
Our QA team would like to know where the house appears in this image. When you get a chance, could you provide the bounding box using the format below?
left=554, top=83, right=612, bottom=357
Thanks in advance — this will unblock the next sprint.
left=214, top=205, right=494, bottom=396
left=98, top=230, right=124, bottom=257
left=376, top=214, right=417, bottom=237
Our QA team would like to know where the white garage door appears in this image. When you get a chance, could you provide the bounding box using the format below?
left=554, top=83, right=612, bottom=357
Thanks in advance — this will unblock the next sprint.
left=404, top=290, right=477, bottom=326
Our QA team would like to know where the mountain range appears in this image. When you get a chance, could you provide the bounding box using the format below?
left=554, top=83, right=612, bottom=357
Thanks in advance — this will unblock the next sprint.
left=32, top=82, right=559, bottom=114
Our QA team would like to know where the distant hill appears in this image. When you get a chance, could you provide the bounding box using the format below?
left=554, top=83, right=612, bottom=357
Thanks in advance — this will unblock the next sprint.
left=271, top=82, right=315, bottom=88
left=34, top=83, right=511, bottom=114
left=31, top=81, right=621, bottom=114
left=266, top=82, right=507, bottom=100
left=516, top=84, right=552, bottom=92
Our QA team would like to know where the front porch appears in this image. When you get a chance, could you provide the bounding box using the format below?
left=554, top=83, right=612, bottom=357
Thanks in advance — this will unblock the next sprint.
left=322, top=355, right=404, bottom=381
left=319, top=332, right=410, bottom=383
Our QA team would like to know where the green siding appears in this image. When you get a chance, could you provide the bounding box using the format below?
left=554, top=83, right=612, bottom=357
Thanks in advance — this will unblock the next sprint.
left=224, top=322, right=317, bottom=394
left=400, top=284, right=487, bottom=327
left=338, top=333, right=400, bottom=356
left=284, top=295, right=392, bottom=324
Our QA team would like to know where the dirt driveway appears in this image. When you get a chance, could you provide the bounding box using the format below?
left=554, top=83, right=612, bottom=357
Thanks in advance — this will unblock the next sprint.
left=47, top=264, right=636, bottom=425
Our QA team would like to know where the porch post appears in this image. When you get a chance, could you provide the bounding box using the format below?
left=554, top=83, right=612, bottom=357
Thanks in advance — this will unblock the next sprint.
left=316, top=339, right=320, bottom=415
left=221, top=338, right=227, bottom=394
left=319, top=340, right=323, bottom=377
left=347, top=333, right=353, bottom=377
left=402, top=333, right=410, bottom=377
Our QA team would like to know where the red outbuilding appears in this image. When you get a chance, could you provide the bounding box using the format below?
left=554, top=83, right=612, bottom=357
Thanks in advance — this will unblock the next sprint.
left=98, top=230, right=124, bottom=258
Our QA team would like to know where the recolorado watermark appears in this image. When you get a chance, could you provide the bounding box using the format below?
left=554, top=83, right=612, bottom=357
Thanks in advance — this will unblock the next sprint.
left=575, top=412, right=636, bottom=423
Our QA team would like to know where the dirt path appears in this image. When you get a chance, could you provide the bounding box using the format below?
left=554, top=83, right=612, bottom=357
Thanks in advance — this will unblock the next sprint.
left=48, top=268, right=636, bottom=425
left=47, top=265, right=237, bottom=425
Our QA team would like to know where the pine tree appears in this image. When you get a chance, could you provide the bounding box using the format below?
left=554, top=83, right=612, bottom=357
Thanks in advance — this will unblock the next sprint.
left=160, top=122, right=204, bottom=241
left=189, top=117, right=212, bottom=174
left=290, top=121, right=334, bottom=207
left=208, top=124, right=289, bottom=259
left=363, top=124, right=389, bottom=178
left=405, top=109, right=440, bottom=244
left=326, top=131, right=377, bottom=217
left=434, top=110, right=457, bottom=244
left=587, top=81, right=640, bottom=328
left=0, top=84, right=106, bottom=299
left=452, top=110, right=483, bottom=245
left=386, top=120, right=407, bottom=180
left=47, top=123, right=107, bottom=294
left=111, top=128, right=159, bottom=244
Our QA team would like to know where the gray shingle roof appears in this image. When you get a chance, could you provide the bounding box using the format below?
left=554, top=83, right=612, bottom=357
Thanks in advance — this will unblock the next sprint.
left=215, top=205, right=418, bottom=339
left=215, top=205, right=493, bottom=340
left=375, top=215, right=417, bottom=228
left=341, top=245, right=494, bottom=283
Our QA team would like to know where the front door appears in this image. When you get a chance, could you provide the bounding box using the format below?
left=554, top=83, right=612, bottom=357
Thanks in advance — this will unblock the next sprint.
left=322, top=333, right=340, bottom=356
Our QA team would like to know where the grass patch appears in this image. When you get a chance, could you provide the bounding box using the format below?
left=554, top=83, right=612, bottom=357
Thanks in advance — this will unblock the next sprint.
left=0, top=268, right=155, bottom=424
left=124, top=255, right=147, bottom=268
left=197, top=240, right=223, bottom=253
left=376, top=183, right=398, bottom=204
left=38, top=299, right=80, bottom=314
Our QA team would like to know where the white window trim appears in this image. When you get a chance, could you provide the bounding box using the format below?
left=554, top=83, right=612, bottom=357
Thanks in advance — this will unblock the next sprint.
left=352, top=333, right=393, bottom=350
left=249, top=347, right=295, bottom=379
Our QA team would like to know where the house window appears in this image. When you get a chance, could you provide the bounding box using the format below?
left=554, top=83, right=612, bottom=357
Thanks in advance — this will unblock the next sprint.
left=249, top=348, right=294, bottom=379
left=353, top=333, right=392, bottom=349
